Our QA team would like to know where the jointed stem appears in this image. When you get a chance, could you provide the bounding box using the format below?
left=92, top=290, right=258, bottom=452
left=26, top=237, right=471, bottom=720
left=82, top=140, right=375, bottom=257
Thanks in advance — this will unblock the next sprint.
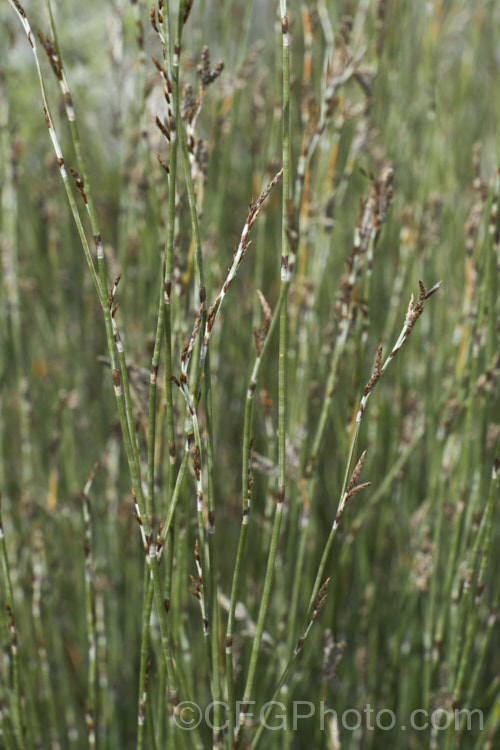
left=236, top=2, right=291, bottom=741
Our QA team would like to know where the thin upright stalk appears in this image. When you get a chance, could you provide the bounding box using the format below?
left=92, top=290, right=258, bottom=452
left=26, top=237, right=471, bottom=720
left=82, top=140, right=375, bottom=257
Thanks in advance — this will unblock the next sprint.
left=82, top=464, right=98, bottom=750
left=237, top=2, right=290, bottom=738
left=9, top=1, right=182, bottom=728
left=225, top=283, right=286, bottom=742
left=136, top=565, right=154, bottom=750
left=306, top=282, right=441, bottom=621
left=168, top=1, right=222, bottom=737
left=0, top=493, right=26, bottom=749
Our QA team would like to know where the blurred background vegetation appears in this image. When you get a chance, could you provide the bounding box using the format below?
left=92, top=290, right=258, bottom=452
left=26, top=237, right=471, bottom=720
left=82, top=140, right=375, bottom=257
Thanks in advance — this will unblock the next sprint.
left=0, top=0, right=499, bottom=748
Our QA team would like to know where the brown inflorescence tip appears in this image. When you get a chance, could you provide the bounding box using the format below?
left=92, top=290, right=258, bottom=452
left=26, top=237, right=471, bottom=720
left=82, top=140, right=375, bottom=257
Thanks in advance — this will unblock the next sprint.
left=13, top=1, right=27, bottom=19
left=364, top=345, right=383, bottom=397
left=424, top=280, right=442, bottom=299
left=347, top=451, right=366, bottom=493
left=168, top=372, right=180, bottom=389
left=150, top=6, right=158, bottom=32
left=37, top=31, right=63, bottom=80
left=155, top=152, right=170, bottom=173
left=198, top=46, right=224, bottom=88
left=345, top=481, right=372, bottom=502
left=189, top=574, right=201, bottom=600
left=345, top=452, right=372, bottom=502
left=151, top=56, right=165, bottom=75
left=155, top=116, right=170, bottom=141
left=314, top=578, right=330, bottom=612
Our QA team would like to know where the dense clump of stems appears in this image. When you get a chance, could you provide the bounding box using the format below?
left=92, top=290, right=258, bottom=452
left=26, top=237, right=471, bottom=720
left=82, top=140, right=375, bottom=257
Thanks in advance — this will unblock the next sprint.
left=1, top=2, right=499, bottom=750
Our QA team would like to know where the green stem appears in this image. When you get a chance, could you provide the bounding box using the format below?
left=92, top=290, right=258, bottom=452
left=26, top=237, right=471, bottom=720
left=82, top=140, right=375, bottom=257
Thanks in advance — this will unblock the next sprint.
left=136, top=567, right=154, bottom=750
left=237, top=2, right=291, bottom=738
left=9, top=0, right=182, bottom=726
left=0, top=493, right=26, bottom=749
left=226, top=284, right=286, bottom=742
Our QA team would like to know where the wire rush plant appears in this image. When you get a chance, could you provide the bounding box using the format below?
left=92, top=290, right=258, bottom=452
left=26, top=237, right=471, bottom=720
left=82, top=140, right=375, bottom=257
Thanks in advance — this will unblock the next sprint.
left=1, top=1, right=499, bottom=749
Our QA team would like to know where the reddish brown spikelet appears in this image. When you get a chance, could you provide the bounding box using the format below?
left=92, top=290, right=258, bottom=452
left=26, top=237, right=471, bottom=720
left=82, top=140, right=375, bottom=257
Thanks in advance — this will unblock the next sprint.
left=295, top=636, right=305, bottom=653
left=313, top=577, right=330, bottom=617
left=37, top=31, right=63, bottom=80
left=155, top=116, right=170, bottom=141
left=13, top=1, right=27, bottom=19
left=69, top=167, right=87, bottom=203
left=155, top=152, right=170, bottom=174
left=417, top=280, right=426, bottom=304
left=151, top=56, right=166, bottom=76
left=198, top=45, right=224, bottom=88
left=346, top=481, right=372, bottom=501
left=181, top=84, right=198, bottom=124
left=189, top=575, right=201, bottom=600
left=347, top=450, right=367, bottom=495
left=364, top=344, right=383, bottom=396
left=424, top=280, right=442, bottom=300
left=344, top=452, right=373, bottom=503
left=150, top=6, right=159, bottom=32
left=168, top=372, right=181, bottom=389
left=253, top=326, right=261, bottom=356
left=251, top=168, right=283, bottom=225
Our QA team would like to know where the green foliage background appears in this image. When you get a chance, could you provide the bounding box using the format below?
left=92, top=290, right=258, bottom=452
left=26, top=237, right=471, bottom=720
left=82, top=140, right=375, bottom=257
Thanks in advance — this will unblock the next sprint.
left=0, top=1, right=499, bottom=748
